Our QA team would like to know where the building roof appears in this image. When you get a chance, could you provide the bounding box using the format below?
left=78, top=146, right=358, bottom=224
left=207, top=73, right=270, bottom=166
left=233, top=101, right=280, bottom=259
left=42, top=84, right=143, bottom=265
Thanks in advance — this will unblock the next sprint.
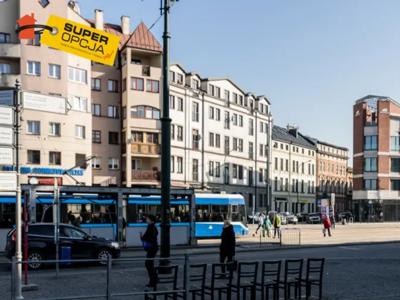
left=86, top=20, right=162, bottom=52
left=272, top=125, right=316, bottom=150
left=302, top=135, right=348, bottom=151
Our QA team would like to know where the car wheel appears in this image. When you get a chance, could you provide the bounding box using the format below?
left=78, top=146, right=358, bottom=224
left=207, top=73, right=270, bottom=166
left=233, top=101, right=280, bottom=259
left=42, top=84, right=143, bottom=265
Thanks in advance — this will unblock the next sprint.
left=97, top=248, right=112, bottom=265
left=28, top=250, right=43, bottom=270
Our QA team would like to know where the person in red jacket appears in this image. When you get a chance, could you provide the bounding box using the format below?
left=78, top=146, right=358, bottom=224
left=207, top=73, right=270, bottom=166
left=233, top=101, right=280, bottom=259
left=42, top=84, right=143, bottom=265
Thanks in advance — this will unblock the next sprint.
left=322, top=215, right=332, bottom=237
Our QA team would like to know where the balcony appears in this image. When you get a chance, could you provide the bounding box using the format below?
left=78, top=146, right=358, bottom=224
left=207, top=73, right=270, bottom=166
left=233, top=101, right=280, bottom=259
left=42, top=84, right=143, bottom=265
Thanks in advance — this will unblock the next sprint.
left=131, top=142, right=160, bottom=156
left=131, top=169, right=160, bottom=184
left=0, top=44, right=21, bottom=58
left=0, top=74, right=20, bottom=88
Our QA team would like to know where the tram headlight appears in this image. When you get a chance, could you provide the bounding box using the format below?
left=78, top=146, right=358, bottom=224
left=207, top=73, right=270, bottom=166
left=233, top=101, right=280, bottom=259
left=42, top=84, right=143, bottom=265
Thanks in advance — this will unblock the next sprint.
left=110, top=242, right=120, bottom=249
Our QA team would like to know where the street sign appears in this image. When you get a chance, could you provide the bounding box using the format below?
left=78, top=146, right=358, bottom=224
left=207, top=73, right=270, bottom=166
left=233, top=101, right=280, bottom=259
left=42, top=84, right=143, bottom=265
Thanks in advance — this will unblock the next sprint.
left=0, top=172, right=17, bottom=191
left=0, top=147, right=13, bottom=165
left=22, top=92, right=66, bottom=114
left=0, top=127, right=13, bottom=145
left=0, top=90, right=14, bottom=106
left=0, top=106, right=13, bottom=125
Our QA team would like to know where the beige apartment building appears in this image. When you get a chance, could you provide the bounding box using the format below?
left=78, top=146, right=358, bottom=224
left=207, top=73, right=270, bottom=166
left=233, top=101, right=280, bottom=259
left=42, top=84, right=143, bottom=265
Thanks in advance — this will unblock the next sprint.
left=0, top=1, right=274, bottom=212
left=1, top=0, right=92, bottom=185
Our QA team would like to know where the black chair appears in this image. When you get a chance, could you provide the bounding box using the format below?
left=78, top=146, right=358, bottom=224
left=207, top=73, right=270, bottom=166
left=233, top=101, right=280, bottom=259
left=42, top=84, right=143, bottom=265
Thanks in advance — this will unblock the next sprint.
left=299, top=258, right=325, bottom=300
left=145, top=265, right=179, bottom=300
left=204, top=263, right=233, bottom=300
left=276, top=259, right=303, bottom=300
left=228, top=262, right=259, bottom=300
left=176, top=264, right=207, bottom=300
left=255, top=260, right=281, bottom=300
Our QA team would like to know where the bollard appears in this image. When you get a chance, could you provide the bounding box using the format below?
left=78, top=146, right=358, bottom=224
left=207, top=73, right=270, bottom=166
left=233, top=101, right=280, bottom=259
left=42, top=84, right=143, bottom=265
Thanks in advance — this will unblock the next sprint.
left=106, top=255, right=112, bottom=300
left=11, top=256, right=16, bottom=300
left=183, top=254, right=189, bottom=300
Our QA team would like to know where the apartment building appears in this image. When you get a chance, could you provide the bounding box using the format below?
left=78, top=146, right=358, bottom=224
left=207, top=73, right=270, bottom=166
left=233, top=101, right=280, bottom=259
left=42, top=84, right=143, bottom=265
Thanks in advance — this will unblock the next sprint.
left=0, top=0, right=92, bottom=185
left=271, top=126, right=317, bottom=213
left=303, top=137, right=350, bottom=212
left=353, top=95, right=400, bottom=222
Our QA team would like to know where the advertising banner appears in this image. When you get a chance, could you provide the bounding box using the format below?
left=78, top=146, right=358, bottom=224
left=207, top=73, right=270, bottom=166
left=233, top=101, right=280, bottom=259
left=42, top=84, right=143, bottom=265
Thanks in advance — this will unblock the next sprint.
left=0, top=172, right=17, bottom=191
left=22, top=92, right=66, bottom=114
left=0, top=148, right=13, bottom=165
left=41, top=15, right=120, bottom=66
left=0, top=106, right=13, bottom=126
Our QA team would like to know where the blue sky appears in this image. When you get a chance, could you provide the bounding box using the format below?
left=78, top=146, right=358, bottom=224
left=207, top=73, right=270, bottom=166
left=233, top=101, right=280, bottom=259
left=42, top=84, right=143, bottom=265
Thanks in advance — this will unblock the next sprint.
left=79, top=0, right=400, bottom=156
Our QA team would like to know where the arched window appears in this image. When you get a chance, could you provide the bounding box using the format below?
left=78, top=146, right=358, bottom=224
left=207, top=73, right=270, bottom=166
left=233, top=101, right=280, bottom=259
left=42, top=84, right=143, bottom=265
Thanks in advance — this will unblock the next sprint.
left=130, top=105, right=160, bottom=119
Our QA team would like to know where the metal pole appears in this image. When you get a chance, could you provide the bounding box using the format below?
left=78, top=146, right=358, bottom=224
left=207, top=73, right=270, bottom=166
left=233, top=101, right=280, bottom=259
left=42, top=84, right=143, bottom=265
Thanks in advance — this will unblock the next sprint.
left=106, top=255, right=112, bottom=300
left=183, top=254, right=189, bottom=300
left=160, top=0, right=172, bottom=261
left=14, top=80, right=23, bottom=300
left=11, top=256, right=16, bottom=300
left=54, top=178, right=60, bottom=277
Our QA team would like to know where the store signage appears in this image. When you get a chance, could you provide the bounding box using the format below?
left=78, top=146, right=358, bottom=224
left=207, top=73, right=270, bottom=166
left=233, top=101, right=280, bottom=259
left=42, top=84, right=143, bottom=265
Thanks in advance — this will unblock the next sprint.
left=0, top=90, right=14, bottom=106
left=0, top=172, right=17, bottom=191
left=0, top=148, right=13, bottom=165
left=0, top=106, right=13, bottom=125
left=0, top=127, right=13, bottom=145
left=1, top=165, right=84, bottom=176
left=22, top=92, right=66, bottom=114
left=41, top=15, right=120, bottom=66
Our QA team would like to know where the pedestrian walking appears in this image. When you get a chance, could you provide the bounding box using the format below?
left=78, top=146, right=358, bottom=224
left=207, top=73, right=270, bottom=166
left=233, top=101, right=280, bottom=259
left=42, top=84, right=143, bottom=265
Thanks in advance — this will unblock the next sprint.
left=273, top=213, right=282, bottom=239
left=141, top=214, right=159, bottom=287
left=255, top=211, right=266, bottom=235
left=220, top=220, right=236, bottom=272
left=262, top=216, right=272, bottom=238
left=322, top=215, right=332, bottom=237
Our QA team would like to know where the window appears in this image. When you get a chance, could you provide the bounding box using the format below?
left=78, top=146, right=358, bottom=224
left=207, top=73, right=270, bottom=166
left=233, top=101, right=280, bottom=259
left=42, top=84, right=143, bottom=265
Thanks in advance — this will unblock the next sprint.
left=107, top=105, right=119, bottom=118
left=233, top=138, right=238, bottom=151
left=215, top=87, right=221, bottom=98
left=215, top=108, right=221, bottom=121
left=27, top=61, right=41, bottom=76
left=108, top=158, right=119, bottom=170
left=364, top=157, right=377, bottom=172
left=27, top=121, right=40, bottom=135
left=91, top=78, right=101, bottom=91
left=131, top=77, right=144, bottom=91
left=391, top=158, right=400, bottom=172
left=224, top=90, right=230, bottom=101
left=27, top=32, right=41, bottom=46
left=49, top=122, right=60, bottom=137
left=75, top=154, right=87, bottom=168
left=364, top=136, right=377, bottom=150
left=365, top=179, right=377, bottom=190
left=232, top=114, right=238, bottom=126
left=177, top=73, right=184, bottom=85
left=192, top=102, right=199, bottom=122
left=215, top=162, right=221, bottom=178
left=147, top=133, right=159, bottom=144
left=108, top=132, right=119, bottom=144
left=169, top=95, right=175, bottom=109
left=238, top=115, right=243, bottom=127
left=132, top=158, right=142, bottom=171
left=71, top=96, right=88, bottom=112
left=68, top=66, right=87, bottom=84
left=391, top=136, right=400, bottom=151
left=48, top=64, right=61, bottom=79
left=146, top=79, right=160, bottom=93
left=132, top=131, right=144, bottom=143
left=0, top=33, right=11, bottom=43
left=131, top=105, right=160, bottom=119
left=49, top=151, right=61, bottom=165
left=209, top=106, right=215, bottom=119
left=92, top=130, right=101, bottom=143
left=92, top=104, right=101, bottom=116
left=209, top=161, right=215, bottom=176
left=232, top=164, right=238, bottom=179
left=192, top=79, right=200, bottom=90
left=193, top=159, right=199, bottom=181
left=216, top=134, right=221, bottom=148
left=192, top=129, right=199, bottom=150
left=27, top=150, right=40, bottom=164
left=224, top=112, right=230, bottom=129
left=0, top=63, right=11, bottom=74
left=177, top=157, right=183, bottom=173
left=249, top=119, right=254, bottom=135
left=177, top=126, right=183, bottom=141
left=177, top=97, right=184, bottom=111
left=209, top=132, right=215, bottom=147
left=91, top=157, right=101, bottom=169
left=107, top=80, right=118, bottom=92
left=171, top=125, right=175, bottom=140
left=249, top=142, right=254, bottom=159
left=75, top=125, right=86, bottom=139
left=238, top=139, right=243, bottom=152
left=170, top=156, right=175, bottom=173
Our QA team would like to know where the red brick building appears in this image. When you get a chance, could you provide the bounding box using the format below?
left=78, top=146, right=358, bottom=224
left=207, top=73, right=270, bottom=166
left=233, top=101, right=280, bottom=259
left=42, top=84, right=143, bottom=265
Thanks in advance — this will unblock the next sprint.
left=353, top=95, right=400, bottom=221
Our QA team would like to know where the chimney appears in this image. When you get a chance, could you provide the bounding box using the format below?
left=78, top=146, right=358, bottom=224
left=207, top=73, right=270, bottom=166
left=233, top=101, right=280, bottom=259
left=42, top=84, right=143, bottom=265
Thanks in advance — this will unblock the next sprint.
left=121, top=16, right=130, bottom=35
left=95, top=9, right=104, bottom=31
left=287, top=125, right=298, bottom=138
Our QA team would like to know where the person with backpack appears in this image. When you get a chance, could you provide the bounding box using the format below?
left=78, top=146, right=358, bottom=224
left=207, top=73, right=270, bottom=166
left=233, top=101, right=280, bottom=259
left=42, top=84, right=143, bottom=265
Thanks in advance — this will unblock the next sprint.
left=141, top=214, right=159, bottom=287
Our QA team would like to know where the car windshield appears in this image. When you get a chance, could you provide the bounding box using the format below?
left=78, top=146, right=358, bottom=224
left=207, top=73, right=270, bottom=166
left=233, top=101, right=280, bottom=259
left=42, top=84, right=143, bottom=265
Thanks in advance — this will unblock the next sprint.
left=61, top=226, right=88, bottom=239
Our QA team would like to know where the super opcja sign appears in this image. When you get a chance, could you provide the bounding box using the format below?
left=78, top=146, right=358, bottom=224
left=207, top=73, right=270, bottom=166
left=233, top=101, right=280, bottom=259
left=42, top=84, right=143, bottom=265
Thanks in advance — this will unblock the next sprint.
left=41, top=15, right=120, bottom=66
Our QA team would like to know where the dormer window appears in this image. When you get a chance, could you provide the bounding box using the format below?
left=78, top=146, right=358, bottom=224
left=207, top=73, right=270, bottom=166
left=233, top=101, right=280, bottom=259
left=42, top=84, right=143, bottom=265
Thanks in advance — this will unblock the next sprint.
left=224, top=90, right=230, bottom=101
left=177, top=73, right=183, bottom=85
left=192, top=79, right=200, bottom=90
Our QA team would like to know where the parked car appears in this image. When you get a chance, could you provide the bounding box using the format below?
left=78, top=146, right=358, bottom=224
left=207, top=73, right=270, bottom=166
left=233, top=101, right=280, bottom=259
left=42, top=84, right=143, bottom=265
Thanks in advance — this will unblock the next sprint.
left=5, top=223, right=120, bottom=269
left=296, top=213, right=309, bottom=223
left=281, top=212, right=298, bottom=224
left=278, top=213, right=288, bottom=225
left=338, top=211, right=354, bottom=222
left=307, top=213, right=321, bottom=224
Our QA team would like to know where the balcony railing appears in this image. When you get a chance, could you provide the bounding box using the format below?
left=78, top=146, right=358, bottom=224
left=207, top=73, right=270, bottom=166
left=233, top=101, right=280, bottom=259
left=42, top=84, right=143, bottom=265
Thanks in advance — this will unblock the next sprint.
left=0, top=43, right=21, bottom=58
left=131, top=143, right=160, bottom=155
left=131, top=169, right=160, bottom=182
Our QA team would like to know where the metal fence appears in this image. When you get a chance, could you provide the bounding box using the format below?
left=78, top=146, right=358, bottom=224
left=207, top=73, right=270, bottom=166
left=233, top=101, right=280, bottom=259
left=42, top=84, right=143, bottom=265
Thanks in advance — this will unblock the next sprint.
left=280, top=228, right=301, bottom=246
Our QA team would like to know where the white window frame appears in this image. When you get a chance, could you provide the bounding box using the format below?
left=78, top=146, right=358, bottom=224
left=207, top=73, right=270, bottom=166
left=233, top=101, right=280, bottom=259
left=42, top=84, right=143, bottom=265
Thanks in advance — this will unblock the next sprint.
left=27, top=120, right=40, bottom=135
left=27, top=61, right=41, bottom=76
left=75, top=125, right=86, bottom=139
left=48, top=64, right=61, bottom=79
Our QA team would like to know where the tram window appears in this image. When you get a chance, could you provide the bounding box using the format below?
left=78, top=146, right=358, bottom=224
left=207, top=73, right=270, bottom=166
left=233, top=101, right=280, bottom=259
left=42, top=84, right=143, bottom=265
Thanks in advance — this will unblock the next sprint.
left=127, top=204, right=162, bottom=223
left=231, top=205, right=246, bottom=222
left=171, top=204, right=190, bottom=222
left=64, top=204, right=116, bottom=225
left=211, top=205, right=228, bottom=222
left=196, top=205, right=210, bottom=221
left=0, top=204, right=15, bottom=228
